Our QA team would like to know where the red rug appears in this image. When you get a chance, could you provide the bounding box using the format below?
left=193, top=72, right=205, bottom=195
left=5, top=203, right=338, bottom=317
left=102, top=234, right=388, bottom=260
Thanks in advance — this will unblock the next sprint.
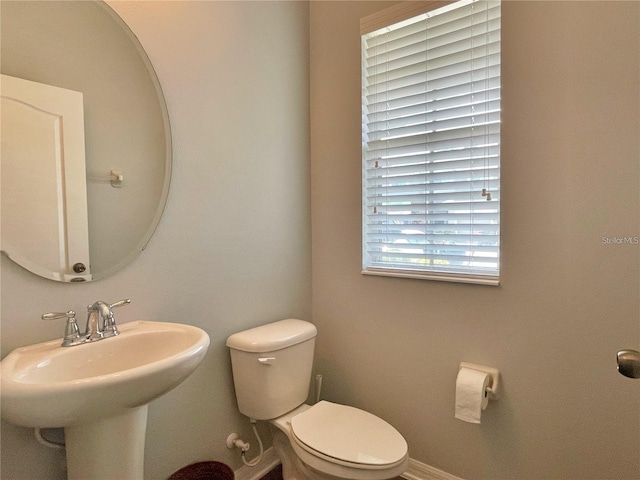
left=169, top=461, right=234, bottom=480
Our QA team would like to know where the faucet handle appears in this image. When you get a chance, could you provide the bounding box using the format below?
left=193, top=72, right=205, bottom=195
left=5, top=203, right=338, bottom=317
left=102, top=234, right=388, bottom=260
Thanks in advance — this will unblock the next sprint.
left=42, top=310, right=76, bottom=322
left=42, top=311, right=81, bottom=347
left=85, top=299, right=130, bottom=312
left=101, top=298, right=130, bottom=337
left=110, top=298, right=131, bottom=309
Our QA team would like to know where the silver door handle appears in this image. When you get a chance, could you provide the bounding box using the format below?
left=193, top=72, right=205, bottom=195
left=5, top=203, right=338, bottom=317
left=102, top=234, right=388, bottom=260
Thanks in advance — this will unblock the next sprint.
left=617, top=350, right=640, bottom=379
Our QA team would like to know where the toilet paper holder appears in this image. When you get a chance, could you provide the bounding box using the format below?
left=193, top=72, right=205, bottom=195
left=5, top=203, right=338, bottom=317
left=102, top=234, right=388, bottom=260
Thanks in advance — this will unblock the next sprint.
left=459, top=362, right=500, bottom=400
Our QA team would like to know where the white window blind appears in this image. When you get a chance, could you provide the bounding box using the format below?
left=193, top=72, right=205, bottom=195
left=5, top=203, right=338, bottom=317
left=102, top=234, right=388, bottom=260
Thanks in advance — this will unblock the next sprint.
left=361, top=0, right=501, bottom=285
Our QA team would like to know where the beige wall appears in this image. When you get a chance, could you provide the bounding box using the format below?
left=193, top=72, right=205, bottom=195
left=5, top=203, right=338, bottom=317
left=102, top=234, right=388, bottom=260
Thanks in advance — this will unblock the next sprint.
left=310, top=1, right=639, bottom=479
left=0, top=2, right=310, bottom=479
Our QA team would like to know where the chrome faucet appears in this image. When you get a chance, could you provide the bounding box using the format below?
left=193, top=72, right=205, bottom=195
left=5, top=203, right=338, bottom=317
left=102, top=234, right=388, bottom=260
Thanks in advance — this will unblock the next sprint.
left=86, top=300, right=123, bottom=340
left=42, top=298, right=131, bottom=347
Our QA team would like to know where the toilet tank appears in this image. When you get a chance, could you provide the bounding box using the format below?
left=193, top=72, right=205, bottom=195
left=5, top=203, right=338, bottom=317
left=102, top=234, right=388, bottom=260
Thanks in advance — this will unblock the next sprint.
left=226, top=319, right=317, bottom=420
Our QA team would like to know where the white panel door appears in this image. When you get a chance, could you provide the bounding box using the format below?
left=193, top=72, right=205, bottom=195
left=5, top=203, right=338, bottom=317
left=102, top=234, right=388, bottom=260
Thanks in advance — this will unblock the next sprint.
left=1, top=74, right=91, bottom=281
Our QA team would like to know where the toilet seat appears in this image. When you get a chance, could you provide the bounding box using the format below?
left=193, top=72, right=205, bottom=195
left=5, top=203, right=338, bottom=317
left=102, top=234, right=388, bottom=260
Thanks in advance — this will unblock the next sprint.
left=290, top=401, right=408, bottom=469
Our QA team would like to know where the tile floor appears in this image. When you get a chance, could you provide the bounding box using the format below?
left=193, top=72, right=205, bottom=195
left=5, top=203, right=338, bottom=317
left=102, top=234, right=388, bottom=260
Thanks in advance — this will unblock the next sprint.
left=259, top=464, right=283, bottom=480
left=259, top=465, right=403, bottom=480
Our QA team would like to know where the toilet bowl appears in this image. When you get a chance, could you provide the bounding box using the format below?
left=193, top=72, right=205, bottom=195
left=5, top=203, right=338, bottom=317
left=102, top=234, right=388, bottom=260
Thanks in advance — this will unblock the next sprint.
left=271, top=402, right=408, bottom=480
left=226, top=319, right=409, bottom=480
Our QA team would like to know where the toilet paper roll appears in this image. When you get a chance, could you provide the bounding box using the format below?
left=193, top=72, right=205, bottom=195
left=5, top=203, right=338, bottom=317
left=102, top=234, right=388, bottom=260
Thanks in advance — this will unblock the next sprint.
left=455, top=367, right=490, bottom=424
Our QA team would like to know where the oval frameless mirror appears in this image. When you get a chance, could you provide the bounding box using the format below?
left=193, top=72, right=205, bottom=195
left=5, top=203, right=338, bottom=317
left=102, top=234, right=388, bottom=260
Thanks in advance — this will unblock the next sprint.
left=0, top=1, right=171, bottom=282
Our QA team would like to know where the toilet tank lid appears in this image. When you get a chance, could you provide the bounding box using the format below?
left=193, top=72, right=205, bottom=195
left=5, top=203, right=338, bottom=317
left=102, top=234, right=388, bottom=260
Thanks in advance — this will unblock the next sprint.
left=226, top=319, right=317, bottom=353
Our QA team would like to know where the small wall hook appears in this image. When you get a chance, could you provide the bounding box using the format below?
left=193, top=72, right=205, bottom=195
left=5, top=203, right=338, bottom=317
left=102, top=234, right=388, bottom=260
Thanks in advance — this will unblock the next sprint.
left=109, top=170, right=123, bottom=188
left=87, top=170, right=123, bottom=188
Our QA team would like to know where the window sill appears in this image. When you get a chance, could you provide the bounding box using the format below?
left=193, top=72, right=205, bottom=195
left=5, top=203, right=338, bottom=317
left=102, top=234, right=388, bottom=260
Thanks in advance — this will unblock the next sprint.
left=362, top=268, right=500, bottom=286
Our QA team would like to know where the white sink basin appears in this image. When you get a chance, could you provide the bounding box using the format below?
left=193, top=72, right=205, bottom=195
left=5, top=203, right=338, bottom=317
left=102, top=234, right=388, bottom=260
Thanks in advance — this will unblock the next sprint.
left=1, top=320, right=209, bottom=427
left=0, top=320, right=210, bottom=480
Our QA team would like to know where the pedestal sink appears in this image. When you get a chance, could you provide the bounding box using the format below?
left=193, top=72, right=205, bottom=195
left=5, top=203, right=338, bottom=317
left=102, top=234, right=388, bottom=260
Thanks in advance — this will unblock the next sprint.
left=1, top=320, right=210, bottom=480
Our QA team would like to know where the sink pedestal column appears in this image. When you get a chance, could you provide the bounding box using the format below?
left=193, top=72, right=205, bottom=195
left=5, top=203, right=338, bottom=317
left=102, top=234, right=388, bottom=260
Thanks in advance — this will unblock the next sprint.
left=64, top=405, right=148, bottom=480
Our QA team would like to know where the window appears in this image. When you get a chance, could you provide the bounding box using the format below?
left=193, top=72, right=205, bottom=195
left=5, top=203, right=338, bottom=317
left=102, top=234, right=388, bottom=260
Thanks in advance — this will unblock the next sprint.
left=361, top=0, right=501, bottom=286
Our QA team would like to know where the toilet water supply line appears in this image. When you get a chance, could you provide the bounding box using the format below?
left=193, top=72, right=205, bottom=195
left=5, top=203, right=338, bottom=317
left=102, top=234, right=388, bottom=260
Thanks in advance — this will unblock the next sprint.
left=227, top=419, right=264, bottom=467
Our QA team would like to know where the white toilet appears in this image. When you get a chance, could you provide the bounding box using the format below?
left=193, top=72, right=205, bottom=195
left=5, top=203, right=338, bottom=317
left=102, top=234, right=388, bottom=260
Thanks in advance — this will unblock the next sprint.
left=226, top=319, right=409, bottom=480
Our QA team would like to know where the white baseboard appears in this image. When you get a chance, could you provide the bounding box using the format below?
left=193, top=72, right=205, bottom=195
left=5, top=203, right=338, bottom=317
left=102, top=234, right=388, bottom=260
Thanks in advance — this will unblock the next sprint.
left=402, top=458, right=464, bottom=480
left=234, top=451, right=463, bottom=480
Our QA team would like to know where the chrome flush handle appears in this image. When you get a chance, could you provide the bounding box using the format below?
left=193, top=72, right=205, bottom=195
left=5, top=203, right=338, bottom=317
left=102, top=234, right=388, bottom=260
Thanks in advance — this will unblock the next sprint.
left=258, top=357, right=276, bottom=365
